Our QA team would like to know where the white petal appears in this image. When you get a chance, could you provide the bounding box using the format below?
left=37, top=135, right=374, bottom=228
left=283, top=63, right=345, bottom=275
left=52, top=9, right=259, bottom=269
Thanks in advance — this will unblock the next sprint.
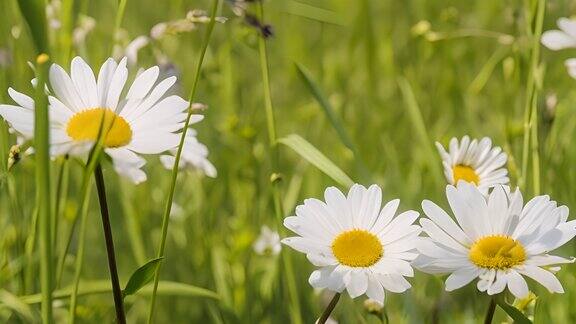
left=487, top=270, right=507, bottom=295
left=370, top=199, right=400, bottom=234
left=106, top=57, right=128, bottom=110
left=126, top=66, right=159, bottom=100
left=346, top=271, right=368, bottom=298
left=558, top=17, right=576, bottom=40
left=8, top=88, right=34, bottom=110
left=506, top=270, right=529, bottom=298
left=445, top=266, right=479, bottom=291
left=517, top=265, right=564, bottom=293
left=365, top=277, right=385, bottom=305
left=49, top=63, right=85, bottom=111
left=422, top=199, right=471, bottom=245
left=97, top=58, right=118, bottom=106
left=71, top=56, right=99, bottom=107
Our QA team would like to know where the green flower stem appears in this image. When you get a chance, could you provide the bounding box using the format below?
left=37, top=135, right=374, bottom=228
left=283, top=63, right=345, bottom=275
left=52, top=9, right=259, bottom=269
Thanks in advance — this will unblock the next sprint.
left=67, top=111, right=110, bottom=320
left=110, top=0, right=129, bottom=53
left=146, top=0, right=220, bottom=322
left=94, top=164, right=126, bottom=324
left=34, top=54, right=54, bottom=324
left=257, top=2, right=302, bottom=323
left=484, top=298, right=497, bottom=324
left=317, top=293, right=340, bottom=324
left=68, top=174, right=93, bottom=324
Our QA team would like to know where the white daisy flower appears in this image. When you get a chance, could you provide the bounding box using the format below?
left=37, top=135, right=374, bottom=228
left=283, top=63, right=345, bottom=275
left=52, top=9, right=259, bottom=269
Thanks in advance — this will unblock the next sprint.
left=414, top=181, right=576, bottom=299
left=282, top=184, right=421, bottom=305
left=0, top=56, right=198, bottom=184
left=436, top=136, right=508, bottom=195
left=541, top=18, right=576, bottom=78
left=253, top=225, right=281, bottom=256
left=541, top=18, right=576, bottom=50
left=159, top=127, right=216, bottom=178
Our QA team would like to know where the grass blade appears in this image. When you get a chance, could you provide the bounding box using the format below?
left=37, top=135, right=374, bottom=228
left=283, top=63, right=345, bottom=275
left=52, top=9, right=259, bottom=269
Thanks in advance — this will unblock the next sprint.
left=495, top=298, right=532, bottom=324
left=397, top=77, right=443, bottom=185
left=15, top=280, right=220, bottom=305
left=123, top=258, right=164, bottom=298
left=16, top=0, right=49, bottom=54
left=294, top=62, right=356, bottom=152
left=147, top=0, right=221, bottom=322
left=279, top=134, right=354, bottom=187
left=33, top=53, right=53, bottom=324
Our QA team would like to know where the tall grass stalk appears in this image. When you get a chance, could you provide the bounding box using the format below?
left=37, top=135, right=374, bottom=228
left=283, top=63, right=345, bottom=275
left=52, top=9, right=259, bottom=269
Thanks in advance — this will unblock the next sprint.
left=257, top=2, right=302, bottom=323
left=520, top=0, right=545, bottom=193
left=52, top=157, right=69, bottom=251
left=146, top=0, right=220, bottom=322
left=67, top=177, right=92, bottom=324
left=58, top=0, right=75, bottom=65
left=34, top=53, right=53, bottom=324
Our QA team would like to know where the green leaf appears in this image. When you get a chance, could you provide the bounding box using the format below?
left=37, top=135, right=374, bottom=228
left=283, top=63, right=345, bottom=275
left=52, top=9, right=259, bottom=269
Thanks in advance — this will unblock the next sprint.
left=495, top=298, right=532, bottom=324
left=281, top=1, right=345, bottom=25
left=278, top=134, right=354, bottom=187
left=0, top=290, right=36, bottom=322
left=14, top=280, right=219, bottom=304
left=294, top=62, right=355, bottom=152
left=397, top=77, right=443, bottom=185
left=16, top=0, right=49, bottom=54
left=123, top=257, right=164, bottom=298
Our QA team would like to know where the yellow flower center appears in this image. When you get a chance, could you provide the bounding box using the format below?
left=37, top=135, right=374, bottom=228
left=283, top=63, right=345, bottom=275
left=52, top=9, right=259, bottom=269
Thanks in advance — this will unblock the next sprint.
left=331, top=229, right=383, bottom=267
left=453, top=164, right=479, bottom=185
left=469, top=235, right=526, bottom=270
left=66, top=108, right=132, bottom=148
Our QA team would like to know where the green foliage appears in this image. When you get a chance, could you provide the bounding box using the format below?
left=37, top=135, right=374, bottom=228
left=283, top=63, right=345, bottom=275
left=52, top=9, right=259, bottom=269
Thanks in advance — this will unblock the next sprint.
left=496, top=297, right=532, bottom=324
left=279, top=134, right=354, bottom=187
left=16, top=0, right=49, bottom=54
left=123, top=258, right=163, bottom=298
left=1, top=0, right=576, bottom=323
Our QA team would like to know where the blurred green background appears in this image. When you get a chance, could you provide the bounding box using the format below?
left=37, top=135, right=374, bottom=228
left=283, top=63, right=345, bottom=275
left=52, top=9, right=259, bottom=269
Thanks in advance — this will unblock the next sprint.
left=2, top=0, right=576, bottom=322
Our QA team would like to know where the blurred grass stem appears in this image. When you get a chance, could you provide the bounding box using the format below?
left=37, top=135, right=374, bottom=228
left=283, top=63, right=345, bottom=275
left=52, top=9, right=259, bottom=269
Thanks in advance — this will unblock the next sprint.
left=258, top=1, right=302, bottom=323
left=34, top=54, right=53, bottom=324
left=146, top=0, right=220, bottom=322
left=520, top=0, right=545, bottom=193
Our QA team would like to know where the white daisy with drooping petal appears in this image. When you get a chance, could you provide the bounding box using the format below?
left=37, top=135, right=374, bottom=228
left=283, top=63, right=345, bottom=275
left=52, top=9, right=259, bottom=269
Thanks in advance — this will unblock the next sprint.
left=282, top=184, right=421, bottom=305
left=160, top=127, right=216, bottom=178
left=541, top=18, right=576, bottom=78
left=0, top=56, right=200, bottom=184
left=414, top=181, right=576, bottom=299
left=436, top=136, right=508, bottom=195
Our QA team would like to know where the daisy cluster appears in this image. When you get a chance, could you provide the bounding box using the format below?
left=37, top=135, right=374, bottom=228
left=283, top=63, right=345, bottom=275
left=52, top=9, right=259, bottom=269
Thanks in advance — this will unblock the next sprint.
left=0, top=56, right=216, bottom=183
left=282, top=135, right=576, bottom=308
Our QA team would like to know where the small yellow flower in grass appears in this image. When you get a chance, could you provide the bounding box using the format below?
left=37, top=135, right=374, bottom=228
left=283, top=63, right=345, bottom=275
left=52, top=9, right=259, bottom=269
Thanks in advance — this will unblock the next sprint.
left=0, top=56, right=205, bottom=184
left=436, top=136, right=508, bottom=195
left=282, top=184, right=421, bottom=305
left=414, top=181, right=576, bottom=298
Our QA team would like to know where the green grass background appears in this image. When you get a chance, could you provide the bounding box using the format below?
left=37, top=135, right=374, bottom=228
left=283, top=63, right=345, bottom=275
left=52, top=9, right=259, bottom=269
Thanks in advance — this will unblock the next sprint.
left=1, top=0, right=576, bottom=322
